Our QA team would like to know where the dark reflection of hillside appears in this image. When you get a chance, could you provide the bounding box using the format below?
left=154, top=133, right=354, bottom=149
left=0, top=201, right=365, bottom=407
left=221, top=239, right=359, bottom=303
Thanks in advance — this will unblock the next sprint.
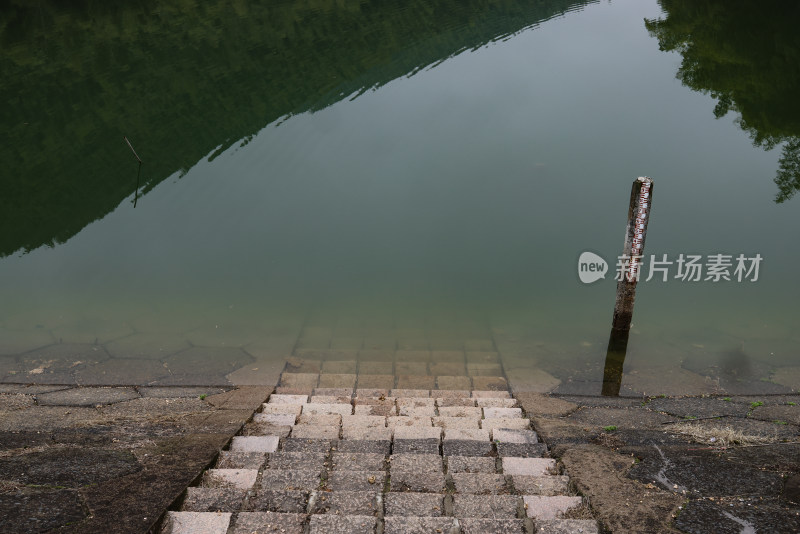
left=0, top=0, right=594, bottom=258
left=646, top=0, right=800, bottom=203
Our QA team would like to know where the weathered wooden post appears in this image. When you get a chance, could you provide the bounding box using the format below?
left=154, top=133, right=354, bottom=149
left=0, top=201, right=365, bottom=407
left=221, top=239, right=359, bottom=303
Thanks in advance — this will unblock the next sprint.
left=124, top=136, right=143, bottom=208
left=602, top=176, right=654, bottom=396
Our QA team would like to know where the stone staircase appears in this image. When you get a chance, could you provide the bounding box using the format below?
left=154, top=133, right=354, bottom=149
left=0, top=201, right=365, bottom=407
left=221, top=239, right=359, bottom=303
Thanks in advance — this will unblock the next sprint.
left=161, top=355, right=598, bottom=534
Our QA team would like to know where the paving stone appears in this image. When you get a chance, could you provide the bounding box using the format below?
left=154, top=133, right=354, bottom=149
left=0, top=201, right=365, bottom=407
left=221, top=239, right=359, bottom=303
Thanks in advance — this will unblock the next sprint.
left=356, top=374, right=395, bottom=389
left=467, top=364, right=504, bottom=376
left=484, top=407, right=523, bottom=419
left=465, top=351, right=499, bottom=362
left=313, top=387, right=354, bottom=396
left=262, top=403, right=303, bottom=416
left=357, top=361, right=394, bottom=374
left=280, top=438, right=333, bottom=453
left=472, top=390, right=511, bottom=399
left=275, top=387, right=314, bottom=395
left=453, top=494, right=521, bottom=518
left=435, top=376, right=473, bottom=391
left=394, top=425, right=441, bottom=440
left=398, top=405, right=437, bottom=417
left=310, top=490, right=380, bottom=515
left=497, top=443, right=547, bottom=458
left=297, top=413, right=342, bottom=426
left=471, top=377, right=509, bottom=390
left=163, top=511, right=231, bottom=534
left=310, top=395, right=351, bottom=404
left=392, top=438, right=440, bottom=454
left=260, top=469, right=321, bottom=491
left=331, top=452, right=386, bottom=471
left=523, top=496, right=583, bottom=519
left=354, top=396, right=396, bottom=406
left=389, top=471, right=447, bottom=492
left=355, top=404, right=397, bottom=416
left=242, top=423, right=292, bottom=438
left=390, top=453, right=443, bottom=474
left=492, top=428, right=538, bottom=444
left=433, top=416, right=480, bottom=429
left=291, top=425, right=340, bottom=440
left=390, top=389, right=430, bottom=398
left=309, top=514, right=377, bottom=534
left=481, top=418, right=531, bottom=431
left=444, top=428, right=490, bottom=441
left=268, top=452, right=327, bottom=471
left=342, top=426, right=393, bottom=440
left=181, top=487, right=246, bottom=512
left=438, top=406, right=483, bottom=418
left=284, top=358, right=322, bottom=373
left=437, top=397, right=477, bottom=407
left=254, top=413, right=297, bottom=426
left=36, top=387, right=140, bottom=407
left=325, top=470, right=386, bottom=491
left=230, top=511, right=306, bottom=534
left=383, top=516, right=456, bottom=534
left=269, top=394, right=309, bottom=404
left=354, top=388, right=390, bottom=397
left=447, top=456, right=496, bottom=474
left=442, top=440, right=493, bottom=457
left=388, top=416, right=432, bottom=428
left=430, top=350, right=466, bottom=362
left=502, top=458, right=556, bottom=477
left=215, top=451, right=267, bottom=469
left=342, top=415, right=386, bottom=429
left=510, top=475, right=570, bottom=496
left=302, top=403, right=352, bottom=416
left=460, top=518, right=526, bottom=533
left=335, top=439, right=391, bottom=455
left=534, top=519, right=599, bottom=533
left=397, top=397, right=436, bottom=408
left=201, top=469, right=259, bottom=489
left=321, top=360, right=357, bottom=374
left=384, top=493, right=445, bottom=516
left=278, top=373, right=319, bottom=390
left=429, top=362, right=466, bottom=375
left=451, top=473, right=511, bottom=494
left=230, top=436, right=279, bottom=453
left=318, top=373, right=357, bottom=388
left=395, top=362, right=429, bottom=375
left=476, top=398, right=517, bottom=408
left=245, top=489, right=310, bottom=513
left=396, top=350, right=431, bottom=362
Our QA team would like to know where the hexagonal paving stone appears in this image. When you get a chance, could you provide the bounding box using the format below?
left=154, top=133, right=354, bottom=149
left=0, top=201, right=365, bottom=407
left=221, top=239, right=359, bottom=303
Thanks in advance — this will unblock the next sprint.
left=36, top=387, right=139, bottom=407
left=105, top=333, right=190, bottom=359
left=161, top=347, right=253, bottom=385
left=74, top=358, right=171, bottom=385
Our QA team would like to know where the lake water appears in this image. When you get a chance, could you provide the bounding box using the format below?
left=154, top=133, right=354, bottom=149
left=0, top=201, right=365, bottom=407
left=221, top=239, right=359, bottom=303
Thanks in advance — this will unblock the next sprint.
left=2, top=0, right=799, bottom=394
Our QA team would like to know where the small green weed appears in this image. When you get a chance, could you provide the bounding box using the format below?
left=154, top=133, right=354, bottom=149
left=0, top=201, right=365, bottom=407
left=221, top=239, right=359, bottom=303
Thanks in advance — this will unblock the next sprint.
left=750, top=401, right=763, bottom=409
left=603, top=425, right=618, bottom=432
